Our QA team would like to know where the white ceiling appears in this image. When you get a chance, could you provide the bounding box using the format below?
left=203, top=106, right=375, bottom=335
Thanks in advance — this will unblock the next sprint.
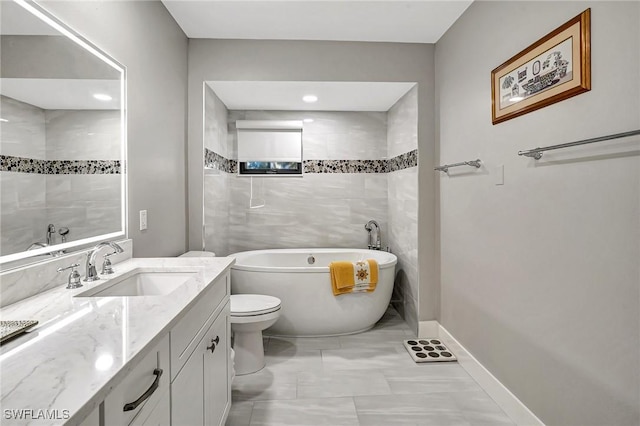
left=162, top=1, right=472, bottom=43
left=207, top=81, right=416, bottom=111
left=0, top=3, right=121, bottom=111
left=1, top=79, right=121, bottom=110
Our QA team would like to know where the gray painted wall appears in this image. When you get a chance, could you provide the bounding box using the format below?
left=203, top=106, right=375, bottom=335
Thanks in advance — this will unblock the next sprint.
left=41, top=1, right=189, bottom=257
left=1, top=35, right=119, bottom=79
left=436, top=2, right=639, bottom=425
left=188, top=39, right=438, bottom=321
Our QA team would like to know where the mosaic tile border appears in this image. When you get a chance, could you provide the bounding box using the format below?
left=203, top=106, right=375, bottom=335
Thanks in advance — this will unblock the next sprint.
left=205, top=148, right=237, bottom=173
left=303, top=159, right=387, bottom=173
left=388, top=149, right=418, bottom=172
left=0, top=155, right=121, bottom=174
left=204, top=149, right=418, bottom=174
left=305, top=150, right=418, bottom=173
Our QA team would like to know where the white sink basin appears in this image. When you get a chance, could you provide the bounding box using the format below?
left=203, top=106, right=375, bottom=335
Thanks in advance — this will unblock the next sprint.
left=76, top=271, right=197, bottom=297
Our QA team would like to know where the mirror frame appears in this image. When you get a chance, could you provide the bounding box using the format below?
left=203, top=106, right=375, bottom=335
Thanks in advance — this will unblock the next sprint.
left=0, top=0, right=127, bottom=269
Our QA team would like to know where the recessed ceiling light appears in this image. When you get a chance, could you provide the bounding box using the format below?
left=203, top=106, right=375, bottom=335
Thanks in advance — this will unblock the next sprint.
left=93, top=93, right=112, bottom=101
left=0, top=118, right=8, bottom=123
left=302, top=95, right=318, bottom=103
left=303, top=118, right=314, bottom=123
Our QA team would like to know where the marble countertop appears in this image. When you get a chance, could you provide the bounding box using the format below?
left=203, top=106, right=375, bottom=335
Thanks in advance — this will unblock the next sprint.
left=0, top=256, right=234, bottom=425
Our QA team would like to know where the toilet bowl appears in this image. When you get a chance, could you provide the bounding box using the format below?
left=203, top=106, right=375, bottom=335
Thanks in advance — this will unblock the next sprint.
left=230, top=294, right=281, bottom=375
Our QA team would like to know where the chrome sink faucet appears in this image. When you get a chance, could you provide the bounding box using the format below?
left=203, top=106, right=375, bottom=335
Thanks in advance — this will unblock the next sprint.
left=364, top=220, right=381, bottom=250
left=84, top=241, right=124, bottom=282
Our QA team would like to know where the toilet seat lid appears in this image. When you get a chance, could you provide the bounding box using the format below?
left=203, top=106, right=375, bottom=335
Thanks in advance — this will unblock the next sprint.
left=231, top=294, right=281, bottom=317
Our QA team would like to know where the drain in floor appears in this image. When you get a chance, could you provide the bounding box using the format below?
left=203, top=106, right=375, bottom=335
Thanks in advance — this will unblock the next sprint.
left=403, top=338, right=457, bottom=363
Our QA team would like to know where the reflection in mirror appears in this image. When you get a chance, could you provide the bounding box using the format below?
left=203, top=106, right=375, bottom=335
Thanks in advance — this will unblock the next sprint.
left=0, top=0, right=126, bottom=268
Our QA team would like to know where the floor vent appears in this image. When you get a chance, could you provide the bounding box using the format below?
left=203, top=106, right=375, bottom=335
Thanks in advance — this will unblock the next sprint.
left=403, top=338, right=457, bottom=363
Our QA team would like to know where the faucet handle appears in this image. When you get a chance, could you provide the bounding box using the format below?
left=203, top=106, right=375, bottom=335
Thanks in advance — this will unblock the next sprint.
left=101, top=251, right=117, bottom=275
left=57, top=263, right=79, bottom=272
left=58, top=263, right=82, bottom=289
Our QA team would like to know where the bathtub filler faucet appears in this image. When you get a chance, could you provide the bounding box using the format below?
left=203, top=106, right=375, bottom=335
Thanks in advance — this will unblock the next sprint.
left=365, top=220, right=381, bottom=250
left=84, top=241, right=124, bottom=282
left=46, top=223, right=56, bottom=245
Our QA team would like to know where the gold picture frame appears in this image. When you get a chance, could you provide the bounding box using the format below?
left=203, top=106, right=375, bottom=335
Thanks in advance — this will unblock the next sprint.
left=491, top=9, right=591, bottom=125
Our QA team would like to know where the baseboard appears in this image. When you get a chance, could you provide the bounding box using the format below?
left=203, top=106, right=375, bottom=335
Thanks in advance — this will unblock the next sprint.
left=417, top=320, right=439, bottom=337
left=437, top=324, right=545, bottom=426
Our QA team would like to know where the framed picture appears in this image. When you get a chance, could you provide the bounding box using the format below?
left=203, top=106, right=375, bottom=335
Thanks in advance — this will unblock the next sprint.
left=491, top=9, right=591, bottom=125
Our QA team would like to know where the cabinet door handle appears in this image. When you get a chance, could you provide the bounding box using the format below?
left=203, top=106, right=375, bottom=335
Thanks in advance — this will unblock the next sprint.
left=123, top=368, right=163, bottom=412
left=206, top=336, right=220, bottom=353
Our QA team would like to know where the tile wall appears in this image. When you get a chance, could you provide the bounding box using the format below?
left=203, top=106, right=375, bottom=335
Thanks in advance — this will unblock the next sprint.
left=203, top=85, right=231, bottom=256
left=0, top=95, right=121, bottom=256
left=205, top=109, right=390, bottom=254
left=228, top=109, right=389, bottom=254
left=387, top=86, right=419, bottom=333
left=203, top=86, right=419, bottom=328
left=1, top=96, right=47, bottom=253
left=43, top=108, right=121, bottom=245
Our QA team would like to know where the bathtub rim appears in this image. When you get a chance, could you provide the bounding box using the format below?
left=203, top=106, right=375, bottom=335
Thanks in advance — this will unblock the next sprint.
left=229, top=248, right=397, bottom=274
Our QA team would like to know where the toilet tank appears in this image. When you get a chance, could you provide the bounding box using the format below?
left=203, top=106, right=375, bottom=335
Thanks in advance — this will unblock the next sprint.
left=179, top=251, right=216, bottom=257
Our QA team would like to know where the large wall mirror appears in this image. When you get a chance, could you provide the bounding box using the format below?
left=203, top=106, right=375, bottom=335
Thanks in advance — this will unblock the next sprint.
left=0, top=0, right=126, bottom=269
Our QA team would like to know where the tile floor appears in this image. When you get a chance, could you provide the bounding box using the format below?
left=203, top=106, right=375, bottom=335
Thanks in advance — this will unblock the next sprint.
left=226, top=308, right=514, bottom=426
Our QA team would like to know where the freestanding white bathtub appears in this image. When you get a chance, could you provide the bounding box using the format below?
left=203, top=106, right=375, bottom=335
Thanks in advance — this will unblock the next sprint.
left=229, top=248, right=397, bottom=337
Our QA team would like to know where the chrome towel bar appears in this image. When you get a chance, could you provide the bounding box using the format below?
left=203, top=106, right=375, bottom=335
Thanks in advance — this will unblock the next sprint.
left=518, top=129, right=640, bottom=160
left=434, top=159, right=481, bottom=173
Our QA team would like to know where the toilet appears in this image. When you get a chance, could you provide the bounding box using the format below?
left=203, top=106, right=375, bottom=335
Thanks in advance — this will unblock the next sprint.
left=179, top=251, right=281, bottom=376
left=179, top=250, right=216, bottom=257
left=230, top=294, right=281, bottom=375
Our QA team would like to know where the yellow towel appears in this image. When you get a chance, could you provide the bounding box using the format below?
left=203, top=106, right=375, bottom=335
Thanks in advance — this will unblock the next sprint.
left=330, top=259, right=379, bottom=296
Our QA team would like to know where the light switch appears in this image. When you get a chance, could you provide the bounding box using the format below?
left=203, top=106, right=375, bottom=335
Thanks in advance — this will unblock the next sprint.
left=139, top=210, right=148, bottom=231
left=495, top=165, right=504, bottom=186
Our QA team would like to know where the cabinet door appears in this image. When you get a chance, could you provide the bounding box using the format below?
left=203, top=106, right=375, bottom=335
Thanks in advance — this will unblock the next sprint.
left=171, top=348, right=204, bottom=426
left=204, top=302, right=230, bottom=426
left=172, top=301, right=230, bottom=426
left=171, top=272, right=229, bottom=381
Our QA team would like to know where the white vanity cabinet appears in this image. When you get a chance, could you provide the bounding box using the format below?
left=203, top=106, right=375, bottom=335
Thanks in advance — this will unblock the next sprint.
left=170, top=272, right=231, bottom=426
left=103, top=334, right=171, bottom=426
left=100, top=270, right=231, bottom=426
